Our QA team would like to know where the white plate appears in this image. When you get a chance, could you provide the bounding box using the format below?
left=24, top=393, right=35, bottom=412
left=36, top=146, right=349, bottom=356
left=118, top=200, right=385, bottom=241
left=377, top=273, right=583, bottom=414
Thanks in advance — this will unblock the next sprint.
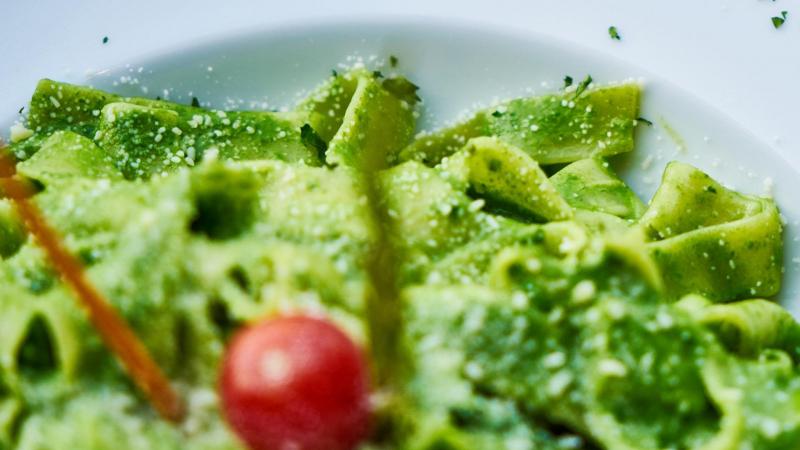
left=7, top=18, right=800, bottom=312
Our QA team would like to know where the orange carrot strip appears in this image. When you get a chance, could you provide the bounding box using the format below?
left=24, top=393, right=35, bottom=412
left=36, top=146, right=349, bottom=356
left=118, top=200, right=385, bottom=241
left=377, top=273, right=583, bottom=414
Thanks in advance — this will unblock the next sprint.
left=0, top=148, right=185, bottom=422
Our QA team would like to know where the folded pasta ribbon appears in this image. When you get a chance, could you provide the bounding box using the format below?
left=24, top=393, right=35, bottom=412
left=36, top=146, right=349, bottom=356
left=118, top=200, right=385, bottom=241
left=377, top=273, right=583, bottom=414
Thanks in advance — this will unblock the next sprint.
left=0, top=144, right=185, bottom=423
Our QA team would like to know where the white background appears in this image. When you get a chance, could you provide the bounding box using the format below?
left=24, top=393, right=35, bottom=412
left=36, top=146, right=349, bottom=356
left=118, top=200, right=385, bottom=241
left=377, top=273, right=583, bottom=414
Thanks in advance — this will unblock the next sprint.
left=2, top=0, right=799, bottom=167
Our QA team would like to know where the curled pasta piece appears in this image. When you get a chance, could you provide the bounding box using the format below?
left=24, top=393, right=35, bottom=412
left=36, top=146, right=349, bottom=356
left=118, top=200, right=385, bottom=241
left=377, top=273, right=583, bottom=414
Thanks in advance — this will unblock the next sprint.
left=551, top=157, right=645, bottom=220
left=20, top=79, right=319, bottom=178
left=0, top=287, right=81, bottom=386
left=324, top=70, right=417, bottom=168
left=16, top=131, right=121, bottom=184
left=398, top=83, right=640, bottom=166
left=678, top=296, right=800, bottom=361
left=450, top=136, right=573, bottom=222
left=641, top=162, right=782, bottom=300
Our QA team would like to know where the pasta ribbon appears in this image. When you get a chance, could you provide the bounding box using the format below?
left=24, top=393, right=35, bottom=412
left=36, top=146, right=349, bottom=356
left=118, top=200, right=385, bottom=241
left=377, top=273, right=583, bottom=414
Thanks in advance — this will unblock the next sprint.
left=641, top=162, right=782, bottom=300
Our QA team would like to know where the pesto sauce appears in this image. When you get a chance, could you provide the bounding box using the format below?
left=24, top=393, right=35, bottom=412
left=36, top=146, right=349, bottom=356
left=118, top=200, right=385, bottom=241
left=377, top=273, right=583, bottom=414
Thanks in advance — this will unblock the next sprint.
left=0, top=68, right=797, bottom=450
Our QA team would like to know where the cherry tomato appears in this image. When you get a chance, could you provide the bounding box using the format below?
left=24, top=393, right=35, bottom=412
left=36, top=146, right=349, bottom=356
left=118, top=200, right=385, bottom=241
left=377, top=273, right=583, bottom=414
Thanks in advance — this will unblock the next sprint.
left=220, top=315, right=371, bottom=450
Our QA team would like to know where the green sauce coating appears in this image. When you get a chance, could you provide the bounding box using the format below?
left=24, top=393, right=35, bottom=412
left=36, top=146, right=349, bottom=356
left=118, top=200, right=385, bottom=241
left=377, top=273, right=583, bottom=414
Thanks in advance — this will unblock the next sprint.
left=642, top=162, right=783, bottom=300
left=398, top=83, right=640, bottom=167
left=1, top=70, right=797, bottom=450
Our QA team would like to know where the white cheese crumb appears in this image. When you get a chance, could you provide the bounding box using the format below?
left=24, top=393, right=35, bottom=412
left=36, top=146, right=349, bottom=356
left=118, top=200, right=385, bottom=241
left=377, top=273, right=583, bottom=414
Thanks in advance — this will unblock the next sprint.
left=555, top=436, right=583, bottom=449
left=607, top=300, right=626, bottom=319
left=558, top=237, right=581, bottom=254
left=543, top=352, right=566, bottom=369
left=546, top=371, right=573, bottom=397
left=9, top=123, right=34, bottom=143
left=763, top=177, right=774, bottom=197
left=548, top=308, right=564, bottom=324
left=571, top=280, right=596, bottom=304
left=640, top=154, right=655, bottom=171
left=505, top=436, right=533, bottom=450
left=464, top=361, right=484, bottom=380
left=597, top=358, right=628, bottom=377
left=511, top=291, right=529, bottom=310
left=525, top=258, right=542, bottom=273
left=468, top=199, right=485, bottom=212
left=656, top=310, right=674, bottom=328
left=760, top=418, right=781, bottom=439
left=204, top=147, right=220, bottom=161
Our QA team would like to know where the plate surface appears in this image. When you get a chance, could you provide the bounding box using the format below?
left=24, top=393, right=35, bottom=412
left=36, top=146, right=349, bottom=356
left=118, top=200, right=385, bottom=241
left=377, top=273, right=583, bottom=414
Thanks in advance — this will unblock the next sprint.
left=10, top=19, right=800, bottom=312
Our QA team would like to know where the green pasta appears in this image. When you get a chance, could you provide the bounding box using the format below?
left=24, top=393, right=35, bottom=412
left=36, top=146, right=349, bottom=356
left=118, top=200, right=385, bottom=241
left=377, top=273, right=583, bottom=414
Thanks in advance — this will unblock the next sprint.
left=642, top=162, right=783, bottom=300
left=551, top=157, right=645, bottom=220
left=398, top=83, right=640, bottom=166
left=448, top=136, right=573, bottom=222
left=325, top=69, right=417, bottom=168
left=0, top=67, right=797, bottom=450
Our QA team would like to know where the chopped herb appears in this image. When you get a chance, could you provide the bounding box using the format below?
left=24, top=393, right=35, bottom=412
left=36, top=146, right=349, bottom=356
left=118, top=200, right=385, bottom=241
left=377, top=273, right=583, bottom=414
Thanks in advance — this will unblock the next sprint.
left=608, top=26, right=621, bottom=40
left=772, top=11, right=788, bottom=29
left=382, top=77, right=421, bottom=105
left=331, top=69, right=338, bottom=78
left=18, top=106, right=24, bottom=115
left=636, top=117, right=653, bottom=126
left=572, top=75, right=593, bottom=99
left=563, top=76, right=574, bottom=89
left=705, top=186, right=718, bottom=194
left=301, top=124, right=328, bottom=163
left=191, top=97, right=201, bottom=108
left=373, top=70, right=384, bottom=79
left=155, top=96, right=162, bottom=101
left=389, top=55, right=399, bottom=68
left=102, top=36, right=109, bottom=44
left=491, top=110, right=504, bottom=118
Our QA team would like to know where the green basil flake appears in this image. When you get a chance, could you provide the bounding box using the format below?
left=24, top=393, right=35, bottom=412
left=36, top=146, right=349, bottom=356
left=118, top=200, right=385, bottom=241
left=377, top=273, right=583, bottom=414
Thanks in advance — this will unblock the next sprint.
left=636, top=117, right=653, bottom=126
left=573, top=75, right=593, bottom=99
left=772, top=12, right=788, bottom=29
left=564, top=75, right=574, bottom=89
left=301, top=123, right=328, bottom=163
left=608, top=26, right=621, bottom=40
left=382, top=77, right=421, bottom=105
left=389, top=55, right=399, bottom=68
left=102, top=36, right=109, bottom=44
left=191, top=97, right=200, bottom=108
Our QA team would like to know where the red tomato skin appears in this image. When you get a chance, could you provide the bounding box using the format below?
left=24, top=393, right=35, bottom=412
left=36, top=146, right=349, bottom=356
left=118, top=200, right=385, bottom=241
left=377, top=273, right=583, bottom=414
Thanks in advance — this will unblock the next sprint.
left=220, top=315, right=371, bottom=450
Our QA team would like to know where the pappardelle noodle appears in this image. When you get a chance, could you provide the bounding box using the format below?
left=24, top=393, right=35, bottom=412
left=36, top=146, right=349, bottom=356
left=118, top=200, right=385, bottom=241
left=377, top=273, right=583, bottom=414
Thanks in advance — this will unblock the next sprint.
left=0, top=66, right=796, bottom=449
